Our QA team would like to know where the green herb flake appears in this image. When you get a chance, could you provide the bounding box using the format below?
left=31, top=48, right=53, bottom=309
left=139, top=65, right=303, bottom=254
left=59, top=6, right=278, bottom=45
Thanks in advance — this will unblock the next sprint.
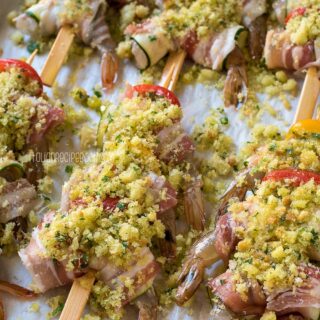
left=220, top=116, right=229, bottom=125
left=51, top=303, right=64, bottom=317
left=65, top=165, right=73, bottom=174
left=148, top=35, right=157, bottom=42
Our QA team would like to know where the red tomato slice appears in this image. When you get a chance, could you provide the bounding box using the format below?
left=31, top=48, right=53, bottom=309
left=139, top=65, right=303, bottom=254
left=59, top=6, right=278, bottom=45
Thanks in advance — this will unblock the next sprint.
left=285, top=7, right=306, bottom=24
left=131, top=84, right=181, bottom=106
left=0, top=59, right=43, bottom=95
left=263, top=169, right=320, bottom=186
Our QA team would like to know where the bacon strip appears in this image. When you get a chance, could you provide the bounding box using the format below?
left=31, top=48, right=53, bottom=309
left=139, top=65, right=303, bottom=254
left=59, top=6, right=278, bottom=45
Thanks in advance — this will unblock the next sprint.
left=0, top=179, right=38, bottom=224
left=214, top=213, right=238, bottom=262
left=209, top=271, right=266, bottom=315
left=20, top=209, right=161, bottom=295
left=126, top=17, right=244, bottom=71
left=264, top=30, right=316, bottom=70
left=156, top=123, right=195, bottom=164
left=149, top=173, right=178, bottom=214
left=96, top=247, right=160, bottom=306
left=267, top=265, right=320, bottom=319
left=184, top=175, right=205, bottom=231
left=28, top=106, right=64, bottom=145
left=19, top=232, right=75, bottom=292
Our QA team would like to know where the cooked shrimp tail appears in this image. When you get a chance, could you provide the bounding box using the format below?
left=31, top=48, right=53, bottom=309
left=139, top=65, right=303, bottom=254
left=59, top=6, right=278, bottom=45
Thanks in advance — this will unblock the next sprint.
left=101, top=51, right=119, bottom=90
left=223, top=47, right=248, bottom=108
left=176, top=231, right=219, bottom=305
left=0, top=280, right=37, bottom=298
left=223, top=65, right=248, bottom=108
left=136, top=287, right=158, bottom=320
left=217, top=169, right=265, bottom=219
left=217, top=179, right=248, bottom=218
left=184, top=175, right=205, bottom=231
left=176, top=257, right=206, bottom=305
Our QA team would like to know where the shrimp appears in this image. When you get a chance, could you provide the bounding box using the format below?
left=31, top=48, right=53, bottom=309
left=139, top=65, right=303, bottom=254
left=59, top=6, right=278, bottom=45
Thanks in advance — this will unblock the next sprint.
left=217, top=168, right=265, bottom=219
left=175, top=153, right=268, bottom=304
left=176, top=212, right=239, bottom=306
left=223, top=47, right=248, bottom=108
left=184, top=175, right=205, bottom=231
left=16, top=0, right=119, bottom=90
left=209, top=271, right=266, bottom=315
left=0, top=280, right=37, bottom=320
left=175, top=230, right=219, bottom=305
left=101, top=51, right=119, bottom=90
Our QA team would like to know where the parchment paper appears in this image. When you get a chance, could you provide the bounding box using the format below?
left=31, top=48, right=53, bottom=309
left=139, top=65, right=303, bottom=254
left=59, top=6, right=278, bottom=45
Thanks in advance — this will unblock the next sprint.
left=0, top=1, right=304, bottom=318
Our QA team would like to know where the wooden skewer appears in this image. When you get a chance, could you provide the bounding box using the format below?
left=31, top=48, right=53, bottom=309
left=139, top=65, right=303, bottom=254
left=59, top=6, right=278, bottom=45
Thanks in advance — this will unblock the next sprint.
left=40, top=26, right=74, bottom=87
left=160, top=50, right=186, bottom=91
left=59, top=271, right=95, bottom=320
left=293, top=67, right=320, bottom=123
left=59, top=48, right=186, bottom=320
left=26, top=49, right=38, bottom=65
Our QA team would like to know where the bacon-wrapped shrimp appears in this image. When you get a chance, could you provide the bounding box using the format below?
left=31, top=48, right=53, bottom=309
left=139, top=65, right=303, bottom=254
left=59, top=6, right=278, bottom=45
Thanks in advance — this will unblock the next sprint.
left=177, top=168, right=320, bottom=318
left=0, top=59, right=63, bottom=247
left=19, top=84, right=204, bottom=318
left=204, top=123, right=320, bottom=318
left=0, top=58, right=63, bottom=316
left=208, top=173, right=320, bottom=319
left=15, top=0, right=118, bottom=89
left=264, top=3, right=320, bottom=71
left=175, top=210, right=240, bottom=305
left=125, top=0, right=268, bottom=107
left=176, top=123, right=320, bottom=310
left=0, top=59, right=64, bottom=185
left=126, top=20, right=248, bottom=107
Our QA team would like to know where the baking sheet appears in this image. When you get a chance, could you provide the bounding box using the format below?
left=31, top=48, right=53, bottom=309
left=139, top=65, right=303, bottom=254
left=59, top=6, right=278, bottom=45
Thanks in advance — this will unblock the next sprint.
left=0, top=0, right=305, bottom=319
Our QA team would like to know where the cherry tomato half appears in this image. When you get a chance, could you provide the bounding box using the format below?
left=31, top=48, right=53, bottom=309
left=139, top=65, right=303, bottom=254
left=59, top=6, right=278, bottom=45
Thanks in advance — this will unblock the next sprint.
left=0, top=59, right=43, bottom=96
left=131, top=84, right=181, bottom=106
left=263, top=169, right=320, bottom=186
left=286, top=119, right=320, bottom=139
left=285, top=7, right=306, bottom=24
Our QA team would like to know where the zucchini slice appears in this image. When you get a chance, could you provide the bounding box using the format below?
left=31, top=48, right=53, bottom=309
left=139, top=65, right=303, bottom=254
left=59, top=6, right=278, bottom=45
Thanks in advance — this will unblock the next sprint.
left=131, top=31, right=172, bottom=70
left=26, top=11, right=40, bottom=24
left=235, top=28, right=248, bottom=49
left=216, top=26, right=245, bottom=70
left=131, top=37, right=150, bottom=70
left=0, top=160, right=25, bottom=182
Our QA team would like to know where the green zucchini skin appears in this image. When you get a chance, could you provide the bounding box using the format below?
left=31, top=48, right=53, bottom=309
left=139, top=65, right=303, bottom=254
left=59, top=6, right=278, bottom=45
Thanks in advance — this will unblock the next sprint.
left=131, top=37, right=151, bottom=70
left=131, top=30, right=173, bottom=70
left=26, top=11, right=40, bottom=24
left=221, top=27, right=246, bottom=70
